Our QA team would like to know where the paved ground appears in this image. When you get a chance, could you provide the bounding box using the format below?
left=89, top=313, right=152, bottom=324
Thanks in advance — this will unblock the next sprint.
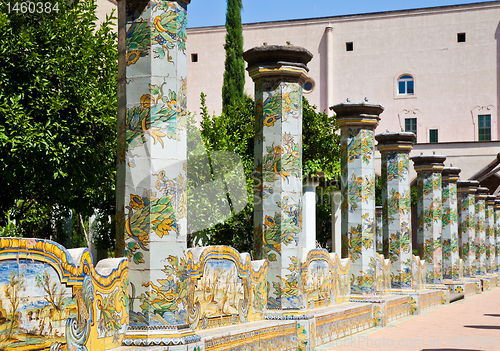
left=317, top=286, right=500, bottom=351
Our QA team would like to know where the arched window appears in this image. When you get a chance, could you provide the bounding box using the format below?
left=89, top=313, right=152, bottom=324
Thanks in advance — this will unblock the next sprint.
left=398, top=74, right=414, bottom=95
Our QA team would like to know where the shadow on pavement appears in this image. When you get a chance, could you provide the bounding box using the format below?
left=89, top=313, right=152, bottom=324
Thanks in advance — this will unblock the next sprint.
left=484, top=313, right=500, bottom=317
left=464, top=325, right=500, bottom=330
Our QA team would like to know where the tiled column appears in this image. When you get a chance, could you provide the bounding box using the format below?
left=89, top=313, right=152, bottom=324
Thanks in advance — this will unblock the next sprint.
left=244, top=45, right=312, bottom=309
left=375, top=132, right=415, bottom=289
left=117, top=0, right=193, bottom=344
left=331, top=101, right=383, bottom=294
left=495, top=199, right=500, bottom=272
left=457, top=180, right=479, bottom=277
left=376, top=206, right=383, bottom=253
left=475, top=187, right=488, bottom=276
left=411, top=155, right=446, bottom=285
left=485, top=195, right=496, bottom=273
left=441, top=167, right=461, bottom=281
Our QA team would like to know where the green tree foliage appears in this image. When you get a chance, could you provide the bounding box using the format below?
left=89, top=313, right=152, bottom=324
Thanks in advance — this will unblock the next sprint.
left=188, top=93, right=254, bottom=253
left=0, top=0, right=117, bottom=250
left=192, top=94, right=340, bottom=252
left=222, top=0, right=245, bottom=113
left=302, top=98, right=340, bottom=181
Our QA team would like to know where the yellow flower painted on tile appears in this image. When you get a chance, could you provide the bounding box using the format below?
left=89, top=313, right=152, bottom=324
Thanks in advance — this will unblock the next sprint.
left=153, top=217, right=178, bottom=238
left=265, top=216, right=276, bottom=227
left=264, top=115, right=278, bottom=127
left=129, top=194, right=144, bottom=210
left=140, top=93, right=154, bottom=111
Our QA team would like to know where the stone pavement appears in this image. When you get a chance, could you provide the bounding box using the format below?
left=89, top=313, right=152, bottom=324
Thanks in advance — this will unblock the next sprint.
left=317, top=286, right=500, bottom=351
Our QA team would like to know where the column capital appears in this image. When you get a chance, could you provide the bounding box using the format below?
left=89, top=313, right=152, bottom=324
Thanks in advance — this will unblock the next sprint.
left=331, top=101, right=383, bottom=128
left=375, top=132, right=416, bottom=153
left=495, top=199, right=500, bottom=210
left=457, top=180, right=479, bottom=193
left=410, top=155, right=446, bottom=173
left=442, top=167, right=461, bottom=183
left=486, top=195, right=496, bottom=206
left=476, top=186, right=489, bottom=201
left=243, top=45, right=313, bottom=83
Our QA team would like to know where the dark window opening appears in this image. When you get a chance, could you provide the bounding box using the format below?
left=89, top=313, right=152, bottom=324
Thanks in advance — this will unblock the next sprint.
left=429, top=129, right=438, bottom=143
left=346, top=42, right=353, bottom=51
left=457, top=33, right=466, bottom=43
left=191, top=53, right=198, bottom=62
left=405, top=118, right=417, bottom=140
left=479, top=115, right=491, bottom=141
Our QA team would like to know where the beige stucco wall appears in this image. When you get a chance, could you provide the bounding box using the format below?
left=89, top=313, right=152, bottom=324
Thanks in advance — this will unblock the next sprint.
left=96, top=0, right=118, bottom=30
left=187, top=1, right=500, bottom=144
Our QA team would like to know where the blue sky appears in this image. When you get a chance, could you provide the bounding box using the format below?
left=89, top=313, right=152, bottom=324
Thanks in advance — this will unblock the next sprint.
left=188, top=0, right=493, bottom=28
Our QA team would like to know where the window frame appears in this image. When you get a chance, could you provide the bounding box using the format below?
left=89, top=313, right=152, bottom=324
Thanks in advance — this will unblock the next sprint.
left=429, top=129, right=438, bottom=143
left=478, top=114, right=491, bottom=141
left=395, top=73, right=416, bottom=99
left=398, top=75, right=414, bottom=96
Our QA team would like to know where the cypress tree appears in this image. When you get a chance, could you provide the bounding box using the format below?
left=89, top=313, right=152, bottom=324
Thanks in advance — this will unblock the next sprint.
left=222, top=0, right=245, bottom=113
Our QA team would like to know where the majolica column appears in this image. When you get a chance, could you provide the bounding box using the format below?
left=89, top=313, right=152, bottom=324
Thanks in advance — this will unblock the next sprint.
left=441, top=167, right=461, bottom=281
left=244, top=45, right=312, bottom=309
left=495, top=199, right=500, bottom=272
left=475, top=187, right=488, bottom=276
left=375, top=132, right=415, bottom=289
left=411, top=155, right=446, bottom=285
left=331, top=101, right=383, bottom=295
left=375, top=206, right=383, bottom=253
left=485, top=195, right=496, bottom=273
left=117, top=0, right=192, bottom=344
left=457, top=180, right=479, bottom=277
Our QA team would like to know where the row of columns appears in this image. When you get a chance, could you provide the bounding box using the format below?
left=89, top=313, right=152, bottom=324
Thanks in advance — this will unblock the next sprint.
left=332, top=105, right=500, bottom=292
left=120, top=2, right=499, bottom=339
left=457, top=182, right=499, bottom=277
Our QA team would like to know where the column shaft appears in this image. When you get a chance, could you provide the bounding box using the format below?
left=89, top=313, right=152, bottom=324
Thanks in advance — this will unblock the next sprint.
left=485, top=195, right=496, bottom=273
left=244, top=45, right=312, bottom=309
left=375, top=206, right=383, bottom=253
left=376, top=132, right=415, bottom=289
left=303, top=179, right=320, bottom=251
left=331, top=189, right=342, bottom=255
left=457, top=181, right=479, bottom=277
left=475, top=187, right=488, bottom=276
left=332, top=101, right=383, bottom=294
left=117, top=0, right=192, bottom=343
left=495, top=200, right=500, bottom=272
left=441, top=167, right=461, bottom=281
left=411, top=155, right=446, bottom=284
